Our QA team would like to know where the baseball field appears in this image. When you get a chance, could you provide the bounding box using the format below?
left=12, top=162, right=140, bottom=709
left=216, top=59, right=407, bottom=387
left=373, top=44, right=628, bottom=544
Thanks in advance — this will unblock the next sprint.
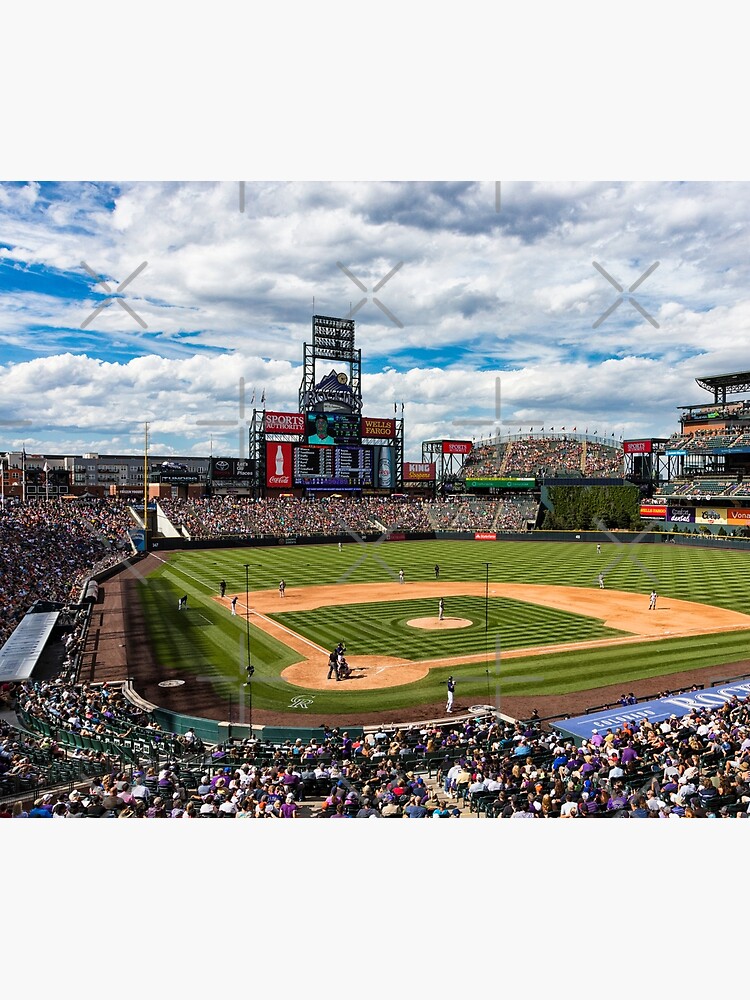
left=133, top=538, right=750, bottom=721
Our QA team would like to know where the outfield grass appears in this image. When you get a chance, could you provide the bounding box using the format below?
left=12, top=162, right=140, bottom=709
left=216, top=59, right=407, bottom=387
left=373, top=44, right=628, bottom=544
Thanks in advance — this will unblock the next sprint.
left=138, top=540, right=750, bottom=716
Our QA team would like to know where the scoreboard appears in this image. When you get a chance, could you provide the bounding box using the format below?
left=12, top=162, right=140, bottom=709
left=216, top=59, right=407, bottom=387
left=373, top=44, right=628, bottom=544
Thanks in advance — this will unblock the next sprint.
left=293, top=445, right=373, bottom=487
left=335, top=446, right=373, bottom=485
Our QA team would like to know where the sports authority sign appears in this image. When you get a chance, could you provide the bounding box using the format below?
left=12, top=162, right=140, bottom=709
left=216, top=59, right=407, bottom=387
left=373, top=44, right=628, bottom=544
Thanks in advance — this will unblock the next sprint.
left=442, top=440, right=472, bottom=455
left=266, top=442, right=293, bottom=488
left=361, top=416, right=396, bottom=439
left=265, top=411, right=305, bottom=435
left=403, top=461, right=436, bottom=481
left=623, top=440, right=653, bottom=454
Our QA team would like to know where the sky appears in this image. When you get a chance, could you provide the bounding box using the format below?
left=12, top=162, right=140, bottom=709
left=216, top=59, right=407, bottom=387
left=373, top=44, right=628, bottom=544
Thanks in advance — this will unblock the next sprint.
left=1, top=180, right=750, bottom=461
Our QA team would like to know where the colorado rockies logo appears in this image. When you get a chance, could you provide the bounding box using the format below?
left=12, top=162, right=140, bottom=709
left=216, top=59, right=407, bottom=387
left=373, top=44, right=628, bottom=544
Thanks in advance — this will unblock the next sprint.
left=288, top=695, right=315, bottom=709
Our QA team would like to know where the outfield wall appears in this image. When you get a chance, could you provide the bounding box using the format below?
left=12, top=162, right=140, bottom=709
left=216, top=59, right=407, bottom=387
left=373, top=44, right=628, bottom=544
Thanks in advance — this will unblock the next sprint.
left=146, top=529, right=675, bottom=551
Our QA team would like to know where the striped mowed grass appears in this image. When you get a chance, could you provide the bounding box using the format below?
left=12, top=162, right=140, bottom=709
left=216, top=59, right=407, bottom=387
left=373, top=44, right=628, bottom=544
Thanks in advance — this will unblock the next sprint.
left=138, top=539, right=750, bottom=714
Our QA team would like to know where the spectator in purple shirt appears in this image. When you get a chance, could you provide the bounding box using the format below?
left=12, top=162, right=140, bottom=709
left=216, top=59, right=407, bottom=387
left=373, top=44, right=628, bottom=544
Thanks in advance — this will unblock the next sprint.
left=280, top=794, right=298, bottom=818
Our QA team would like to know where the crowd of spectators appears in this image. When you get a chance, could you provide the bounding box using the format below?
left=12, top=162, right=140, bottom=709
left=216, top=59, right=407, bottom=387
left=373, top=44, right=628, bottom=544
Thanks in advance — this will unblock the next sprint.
left=157, top=496, right=535, bottom=538
left=465, top=435, right=622, bottom=479
left=17, top=678, right=158, bottom=743
left=435, top=695, right=750, bottom=818
left=0, top=499, right=134, bottom=648
left=667, top=427, right=750, bottom=452
left=7, top=680, right=750, bottom=817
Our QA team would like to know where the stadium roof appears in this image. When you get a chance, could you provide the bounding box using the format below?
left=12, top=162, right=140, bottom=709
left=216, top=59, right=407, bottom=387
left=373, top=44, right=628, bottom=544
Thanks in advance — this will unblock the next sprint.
left=695, top=370, right=750, bottom=399
left=0, top=611, right=59, bottom=683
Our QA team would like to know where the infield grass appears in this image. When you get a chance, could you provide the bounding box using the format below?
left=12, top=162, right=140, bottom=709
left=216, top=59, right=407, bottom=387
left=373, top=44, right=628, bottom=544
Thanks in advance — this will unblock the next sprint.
left=268, top=595, right=626, bottom=659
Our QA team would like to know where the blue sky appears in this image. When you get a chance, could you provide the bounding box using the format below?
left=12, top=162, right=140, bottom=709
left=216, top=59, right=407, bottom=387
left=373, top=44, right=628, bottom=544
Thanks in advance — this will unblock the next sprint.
left=2, top=180, right=750, bottom=459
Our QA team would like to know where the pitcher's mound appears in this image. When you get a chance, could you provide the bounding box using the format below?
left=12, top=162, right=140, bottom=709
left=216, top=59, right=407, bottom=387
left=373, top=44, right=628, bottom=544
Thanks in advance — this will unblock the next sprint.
left=407, top=616, right=472, bottom=630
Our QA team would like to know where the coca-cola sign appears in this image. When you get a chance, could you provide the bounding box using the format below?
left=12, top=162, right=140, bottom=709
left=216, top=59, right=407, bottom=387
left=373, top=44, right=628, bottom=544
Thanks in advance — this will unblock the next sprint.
left=265, top=411, right=305, bottom=435
left=266, top=442, right=292, bottom=487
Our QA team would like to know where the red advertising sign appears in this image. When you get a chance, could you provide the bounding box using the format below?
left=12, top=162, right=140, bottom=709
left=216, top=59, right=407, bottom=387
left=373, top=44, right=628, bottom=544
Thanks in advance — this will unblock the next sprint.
left=624, top=440, right=653, bottom=454
left=265, top=411, right=305, bottom=435
left=474, top=532, right=497, bottom=540
left=403, top=461, right=436, bottom=481
left=361, top=416, right=396, bottom=439
left=442, top=440, right=472, bottom=455
left=727, top=508, right=750, bottom=523
left=640, top=503, right=667, bottom=518
left=266, top=442, right=293, bottom=487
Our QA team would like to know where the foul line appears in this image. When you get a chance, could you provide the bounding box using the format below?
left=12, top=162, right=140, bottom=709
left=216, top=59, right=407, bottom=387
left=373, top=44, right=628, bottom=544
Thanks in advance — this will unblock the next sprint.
left=252, top=609, right=330, bottom=657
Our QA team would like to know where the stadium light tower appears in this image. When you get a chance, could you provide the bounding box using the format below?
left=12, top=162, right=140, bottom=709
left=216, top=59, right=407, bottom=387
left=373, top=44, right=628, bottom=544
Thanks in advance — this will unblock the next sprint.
left=143, top=422, right=149, bottom=552
left=244, top=563, right=254, bottom=737
left=484, top=561, right=490, bottom=671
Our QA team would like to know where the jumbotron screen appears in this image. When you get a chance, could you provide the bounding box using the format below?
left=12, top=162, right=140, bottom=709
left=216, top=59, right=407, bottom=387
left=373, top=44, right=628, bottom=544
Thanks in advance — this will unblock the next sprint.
left=293, top=445, right=373, bottom=487
left=306, top=412, right=360, bottom=445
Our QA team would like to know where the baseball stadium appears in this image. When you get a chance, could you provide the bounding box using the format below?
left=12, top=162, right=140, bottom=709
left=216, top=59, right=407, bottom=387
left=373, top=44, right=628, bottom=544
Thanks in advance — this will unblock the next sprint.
left=4, top=318, right=750, bottom=820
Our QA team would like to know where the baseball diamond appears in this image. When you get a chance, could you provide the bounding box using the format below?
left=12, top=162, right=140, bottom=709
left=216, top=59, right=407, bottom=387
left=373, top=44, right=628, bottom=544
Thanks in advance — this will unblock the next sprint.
left=126, top=539, right=750, bottom=724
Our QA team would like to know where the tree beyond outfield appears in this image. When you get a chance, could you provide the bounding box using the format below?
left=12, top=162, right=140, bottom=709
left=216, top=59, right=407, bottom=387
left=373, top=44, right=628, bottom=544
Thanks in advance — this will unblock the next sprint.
left=541, top=484, right=642, bottom=531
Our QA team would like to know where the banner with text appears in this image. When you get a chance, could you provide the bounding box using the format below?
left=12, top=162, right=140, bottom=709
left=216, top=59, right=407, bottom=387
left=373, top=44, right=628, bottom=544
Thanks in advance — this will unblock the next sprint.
left=695, top=506, right=728, bottom=525
left=403, top=461, right=436, bottom=481
left=442, top=440, right=472, bottom=455
left=554, top=679, right=750, bottom=743
left=667, top=507, right=695, bottom=523
left=361, top=416, right=396, bottom=439
left=624, top=440, right=653, bottom=454
left=265, top=411, right=305, bottom=435
left=640, top=503, right=667, bottom=518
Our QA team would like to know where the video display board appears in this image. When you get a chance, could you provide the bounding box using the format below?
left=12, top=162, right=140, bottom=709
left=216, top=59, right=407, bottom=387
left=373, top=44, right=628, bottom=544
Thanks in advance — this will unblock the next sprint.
left=211, top=458, right=254, bottom=480
left=306, top=412, right=360, bottom=446
left=293, top=445, right=373, bottom=487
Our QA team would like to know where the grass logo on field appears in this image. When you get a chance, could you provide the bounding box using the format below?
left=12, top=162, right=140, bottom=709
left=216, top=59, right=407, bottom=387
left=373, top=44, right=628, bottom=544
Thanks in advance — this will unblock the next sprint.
left=289, top=695, right=314, bottom=710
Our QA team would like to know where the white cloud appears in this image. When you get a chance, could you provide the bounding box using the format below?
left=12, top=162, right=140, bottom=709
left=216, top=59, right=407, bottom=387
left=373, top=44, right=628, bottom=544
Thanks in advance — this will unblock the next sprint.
left=3, top=181, right=750, bottom=458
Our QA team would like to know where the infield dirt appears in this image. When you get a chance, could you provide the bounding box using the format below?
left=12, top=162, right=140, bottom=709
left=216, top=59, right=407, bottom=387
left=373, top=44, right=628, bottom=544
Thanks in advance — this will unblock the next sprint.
left=213, top=581, right=750, bottom=691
